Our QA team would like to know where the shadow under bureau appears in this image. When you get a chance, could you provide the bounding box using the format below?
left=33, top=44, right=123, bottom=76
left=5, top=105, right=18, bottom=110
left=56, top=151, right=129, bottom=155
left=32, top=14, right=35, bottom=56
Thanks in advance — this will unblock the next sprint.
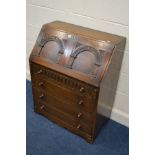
left=29, top=21, right=126, bottom=143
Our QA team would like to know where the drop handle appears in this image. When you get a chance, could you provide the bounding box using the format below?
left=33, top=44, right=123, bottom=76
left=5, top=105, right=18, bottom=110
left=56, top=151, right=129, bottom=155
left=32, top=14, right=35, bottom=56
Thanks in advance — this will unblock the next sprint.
left=40, top=105, right=45, bottom=110
left=78, top=100, right=83, bottom=105
left=77, top=112, right=82, bottom=118
left=76, top=124, right=81, bottom=129
left=79, top=87, right=85, bottom=93
left=39, top=94, right=44, bottom=99
left=38, top=82, right=44, bottom=86
left=35, top=69, right=42, bottom=74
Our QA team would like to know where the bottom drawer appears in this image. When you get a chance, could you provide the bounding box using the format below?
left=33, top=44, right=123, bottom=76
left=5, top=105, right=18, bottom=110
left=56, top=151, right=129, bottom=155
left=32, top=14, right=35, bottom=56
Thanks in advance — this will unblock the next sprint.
left=36, top=101, right=92, bottom=135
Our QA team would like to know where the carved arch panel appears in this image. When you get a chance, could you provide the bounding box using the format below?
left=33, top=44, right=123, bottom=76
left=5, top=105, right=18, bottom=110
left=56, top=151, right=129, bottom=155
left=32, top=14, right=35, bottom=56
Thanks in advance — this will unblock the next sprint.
left=39, top=36, right=64, bottom=63
left=66, top=45, right=103, bottom=76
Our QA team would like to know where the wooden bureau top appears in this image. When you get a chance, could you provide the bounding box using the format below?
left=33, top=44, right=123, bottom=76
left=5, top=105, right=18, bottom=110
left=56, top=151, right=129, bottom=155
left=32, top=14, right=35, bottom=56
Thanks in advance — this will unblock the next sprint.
left=30, top=21, right=126, bottom=87
left=43, top=21, right=124, bottom=45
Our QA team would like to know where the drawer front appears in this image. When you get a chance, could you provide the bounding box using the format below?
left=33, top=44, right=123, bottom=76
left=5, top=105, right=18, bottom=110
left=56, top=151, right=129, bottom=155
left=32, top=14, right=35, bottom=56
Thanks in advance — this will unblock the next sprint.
left=33, top=87, right=94, bottom=127
left=35, top=100, right=92, bottom=135
left=31, top=74, right=96, bottom=113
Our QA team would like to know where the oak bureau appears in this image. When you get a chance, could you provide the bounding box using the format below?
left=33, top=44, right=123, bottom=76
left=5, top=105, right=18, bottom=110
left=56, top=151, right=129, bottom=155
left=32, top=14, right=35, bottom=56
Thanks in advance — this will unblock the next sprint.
left=29, top=21, right=126, bottom=143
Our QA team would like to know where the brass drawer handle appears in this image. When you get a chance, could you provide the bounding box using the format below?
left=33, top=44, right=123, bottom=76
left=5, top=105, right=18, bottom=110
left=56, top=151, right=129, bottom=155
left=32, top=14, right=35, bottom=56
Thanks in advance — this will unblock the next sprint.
left=77, top=112, right=82, bottom=118
left=78, top=100, right=83, bottom=105
left=39, top=94, right=44, bottom=99
left=79, top=87, right=85, bottom=93
left=76, top=124, right=81, bottom=129
left=40, top=105, right=45, bottom=110
left=35, top=69, right=42, bottom=74
left=38, top=82, right=44, bottom=86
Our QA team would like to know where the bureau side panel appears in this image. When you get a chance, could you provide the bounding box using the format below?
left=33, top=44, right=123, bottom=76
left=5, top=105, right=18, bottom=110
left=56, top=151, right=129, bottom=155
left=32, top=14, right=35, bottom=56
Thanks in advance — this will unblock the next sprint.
left=95, top=39, right=126, bottom=138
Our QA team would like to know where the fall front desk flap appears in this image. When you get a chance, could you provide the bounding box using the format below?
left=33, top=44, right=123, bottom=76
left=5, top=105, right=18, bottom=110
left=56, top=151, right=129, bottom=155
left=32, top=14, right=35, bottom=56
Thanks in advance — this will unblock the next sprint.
left=29, top=21, right=126, bottom=87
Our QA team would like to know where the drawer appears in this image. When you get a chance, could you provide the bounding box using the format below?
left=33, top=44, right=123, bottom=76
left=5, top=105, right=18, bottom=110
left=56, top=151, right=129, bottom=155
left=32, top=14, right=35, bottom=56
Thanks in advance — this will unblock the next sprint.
left=36, top=100, right=92, bottom=135
left=33, top=87, right=94, bottom=127
left=31, top=76, right=96, bottom=113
